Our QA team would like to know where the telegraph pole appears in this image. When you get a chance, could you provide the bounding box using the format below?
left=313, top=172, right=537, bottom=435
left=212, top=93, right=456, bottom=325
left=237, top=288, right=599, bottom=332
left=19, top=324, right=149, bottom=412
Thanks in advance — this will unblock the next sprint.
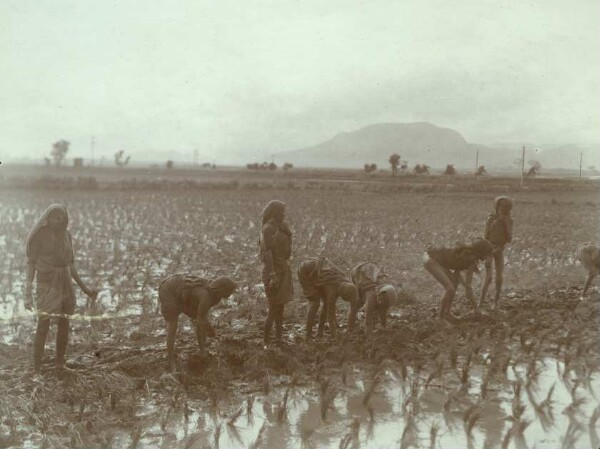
left=91, top=136, right=95, bottom=166
left=579, top=152, right=583, bottom=179
left=475, top=149, right=479, bottom=175
left=520, top=145, right=525, bottom=188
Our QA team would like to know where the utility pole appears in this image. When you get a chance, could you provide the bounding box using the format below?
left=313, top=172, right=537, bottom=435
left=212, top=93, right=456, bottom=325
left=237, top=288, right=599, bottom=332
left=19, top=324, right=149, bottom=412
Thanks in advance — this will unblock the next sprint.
left=520, top=145, right=525, bottom=188
left=193, top=149, right=198, bottom=166
left=475, top=149, right=479, bottom=175
left=91, top=136, right=95, bottom=166
left=579, top=152, right=583, bottom=179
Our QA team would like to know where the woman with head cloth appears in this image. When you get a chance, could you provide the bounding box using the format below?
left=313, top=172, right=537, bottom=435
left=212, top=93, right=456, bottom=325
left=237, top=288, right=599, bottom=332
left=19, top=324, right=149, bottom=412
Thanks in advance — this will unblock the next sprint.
left=25, top=204, right=98, bottom=372
left=297, top=256, right=358, bottom=340
left=479, top=196, right=513, bottom=310
left=351, top=262, right=398, bottom=335
left=576, top=242, right=600, bottom=296
left=423, top=238, right=494, bottom=323
left=259, top=200, right=293, bottom=345
left=158, top=274, right=237, bottom=368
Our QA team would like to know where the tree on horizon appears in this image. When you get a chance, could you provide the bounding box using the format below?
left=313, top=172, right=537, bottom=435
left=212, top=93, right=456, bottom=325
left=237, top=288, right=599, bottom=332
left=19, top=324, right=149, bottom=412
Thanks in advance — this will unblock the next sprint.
left=389, top=153, right=401, bottom=176
left=50, top=139, right=70, bottom=166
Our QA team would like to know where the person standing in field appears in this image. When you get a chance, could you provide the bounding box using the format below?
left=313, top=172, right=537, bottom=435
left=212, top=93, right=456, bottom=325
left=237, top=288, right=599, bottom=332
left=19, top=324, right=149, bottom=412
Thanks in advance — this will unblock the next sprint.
left=479, top=196, right=513, bottom=310
left=158, top=274, right=237, bottom=368
left=351, top=262, right=398, bottom=335
left=423, top=238, right=494, bottom=323
left=297, top=256, right=358, bottom=340
left=576, top=242, right=600, bottom=296
left=25, top=204, right=98, bottom=373
left=259, top=200, right=293, bottom=345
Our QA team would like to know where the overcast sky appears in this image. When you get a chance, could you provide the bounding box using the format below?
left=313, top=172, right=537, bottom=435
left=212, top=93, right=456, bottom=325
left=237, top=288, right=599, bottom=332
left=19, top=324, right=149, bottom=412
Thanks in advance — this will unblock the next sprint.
left=2, top=0, right=599, bottom=163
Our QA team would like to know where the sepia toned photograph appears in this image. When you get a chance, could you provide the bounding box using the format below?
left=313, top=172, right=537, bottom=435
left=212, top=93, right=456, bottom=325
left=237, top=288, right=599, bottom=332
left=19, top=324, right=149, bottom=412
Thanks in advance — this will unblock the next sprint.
left=1, top=1, right=599, bottom=448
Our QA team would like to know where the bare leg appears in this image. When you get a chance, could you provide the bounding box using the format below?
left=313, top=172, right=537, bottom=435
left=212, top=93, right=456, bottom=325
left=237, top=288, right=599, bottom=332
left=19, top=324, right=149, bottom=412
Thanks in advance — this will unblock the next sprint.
left=424, top=258, right=457, bottom=321
left=326, top=296, right=338, bottom=339
left=206, top=321, right=216, bottom=338
left=264, top=304, right=276, bottom=344
left=306, top=299, right=320, bottom=340
left=364, top=290, right=377, bottom=335
left=317, top=299, right=328, bottom=336
left=479, top=256, right=493, bottom=308
left=56, top=317, right=69, bottom=368
left=492, top=250, right=504, bottom=309
left=33, top=318, right=51, bottom=373
left=346, top=298, right=357, bottom=334
left=583, top=272, right=597, bottom=296
left=378, top=306, right=388, bottom=328
left=274, top=304, right=284, bottom=341
left=166, top=318, right=178, bottom=369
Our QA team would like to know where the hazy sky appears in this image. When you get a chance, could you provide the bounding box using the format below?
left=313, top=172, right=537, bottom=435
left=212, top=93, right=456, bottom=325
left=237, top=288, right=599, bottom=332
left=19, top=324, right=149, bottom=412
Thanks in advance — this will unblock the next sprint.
left=2, top=0, right=599, bottom=163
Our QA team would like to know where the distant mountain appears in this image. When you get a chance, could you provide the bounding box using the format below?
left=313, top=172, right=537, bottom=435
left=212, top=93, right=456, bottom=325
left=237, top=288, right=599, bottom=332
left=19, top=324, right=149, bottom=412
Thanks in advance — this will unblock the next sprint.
left=276, top=122, right=600, bottom=171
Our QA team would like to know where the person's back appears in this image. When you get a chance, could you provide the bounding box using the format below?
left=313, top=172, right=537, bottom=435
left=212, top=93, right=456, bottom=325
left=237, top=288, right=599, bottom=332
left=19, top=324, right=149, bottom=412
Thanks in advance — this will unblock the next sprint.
left=576, top=242, right=600, bottom=296
left=158, top=273, right=236, bottom=368
left=426, top=246, right=479, bottom=272
left=158, top=274, right=211, bottom=320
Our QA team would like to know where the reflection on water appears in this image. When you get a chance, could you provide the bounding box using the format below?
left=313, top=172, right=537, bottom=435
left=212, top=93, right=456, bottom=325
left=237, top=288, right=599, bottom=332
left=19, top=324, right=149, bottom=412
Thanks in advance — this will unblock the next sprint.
left=128, top=358, right=599, bottom=449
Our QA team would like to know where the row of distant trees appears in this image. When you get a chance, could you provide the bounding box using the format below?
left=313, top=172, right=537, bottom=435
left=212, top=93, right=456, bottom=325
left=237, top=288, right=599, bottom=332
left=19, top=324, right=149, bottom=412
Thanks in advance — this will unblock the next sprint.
left=246, top=162, right=293, bottom=171
left=45, top=140, right=220, bottom=169
left=46, top=140, right=133, bottom=167
left=365, top=152, right=545, bottom=176
left=45, top=140, right=550, bottom=176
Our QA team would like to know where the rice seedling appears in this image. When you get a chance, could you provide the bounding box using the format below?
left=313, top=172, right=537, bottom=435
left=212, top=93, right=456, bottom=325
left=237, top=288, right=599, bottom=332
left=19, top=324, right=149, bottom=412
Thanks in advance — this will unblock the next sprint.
left=183, top=433, right=202, bottom=449
left=161, top=405, right=173, bottom=431
left=246, top=395, right=255, bottom=416
left=525, top=358, right=543, bottom=391
left=462, top=404, right=481, bottom=440
left=100, top=430, right=116, bottom=449
left=213, top=422, right=222, bottom=449
left=428, top=421, right=439, bottom=449
left=525, top=384, right=554, bottom=431
left=341, top=363, right=349, bottom=386
left=227, top=404, right=245, bottom=427
left=588, top=405, right=600, bottom=449
left=263, top=372, right=271, bottom=396
left=320, top=378, right=337, bottom=421
left=561, top=420, right=584, bottom=449
left=68, top=425, right=84, bottom=449
left=513, top=418, right=531, bottom=449
left=399, top=413, right=419, bottom=449
left=480, top=372, right=489, bottom=399
left=248, top=422, right=267, bottom=449
left=362, top=370, right=382, bottom=420
left=299, top=424, right=315, bottom=449
left=338, top=417, right=360, bottom=449
left=458, top=353, right=472, bottom=392
left=128, top=423, right=143, bottom=449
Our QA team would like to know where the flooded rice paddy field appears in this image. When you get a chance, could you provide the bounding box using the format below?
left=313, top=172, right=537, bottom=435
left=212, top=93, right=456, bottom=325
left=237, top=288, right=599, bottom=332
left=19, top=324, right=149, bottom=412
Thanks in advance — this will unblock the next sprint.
left=1, top=188, right=599, bottom=448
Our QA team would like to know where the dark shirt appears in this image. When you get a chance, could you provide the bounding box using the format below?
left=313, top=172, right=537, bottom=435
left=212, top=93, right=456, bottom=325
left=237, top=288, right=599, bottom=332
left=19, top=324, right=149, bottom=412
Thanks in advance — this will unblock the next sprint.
left=427, top=247, right=478, bottom=271
left=158, top=274, right=215, bottom=321
left=485, top=214, right=513, bottom=247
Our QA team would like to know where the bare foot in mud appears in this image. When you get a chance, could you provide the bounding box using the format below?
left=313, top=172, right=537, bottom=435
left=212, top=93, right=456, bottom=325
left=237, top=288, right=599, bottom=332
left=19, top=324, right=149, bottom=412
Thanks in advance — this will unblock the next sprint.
left=440, top=313, right=461, bottom=325
left=169, top=358, right=177, bottom=372
left=56, top=365, right=76, bottom=380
